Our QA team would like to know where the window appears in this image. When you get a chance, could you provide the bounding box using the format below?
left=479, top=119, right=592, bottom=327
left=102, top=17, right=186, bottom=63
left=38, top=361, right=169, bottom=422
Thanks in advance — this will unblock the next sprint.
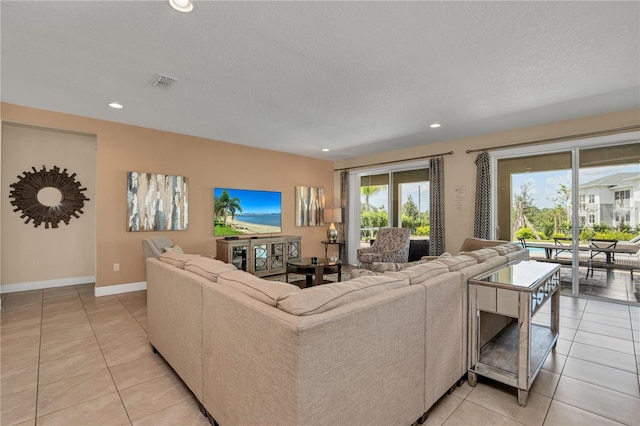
left=579, top=194, right=585, bottom=203
left=614, top=190, right=631, bottom=208
left=359, top=167, right=429, bottom=243
left=588, top=194, right=595, bottom=203
left=588, top=214, right=595, bottom=224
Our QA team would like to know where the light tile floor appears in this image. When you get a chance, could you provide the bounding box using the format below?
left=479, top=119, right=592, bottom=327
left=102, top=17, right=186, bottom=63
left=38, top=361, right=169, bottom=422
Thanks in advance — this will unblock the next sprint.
left=1, top=285, right=638, bottom=425
left=556, top=266, right=640, bottom=304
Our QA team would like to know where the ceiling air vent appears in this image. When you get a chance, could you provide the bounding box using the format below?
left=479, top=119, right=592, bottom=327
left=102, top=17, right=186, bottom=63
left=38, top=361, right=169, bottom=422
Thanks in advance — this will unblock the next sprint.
left=151, top=74, right=177, bottom=89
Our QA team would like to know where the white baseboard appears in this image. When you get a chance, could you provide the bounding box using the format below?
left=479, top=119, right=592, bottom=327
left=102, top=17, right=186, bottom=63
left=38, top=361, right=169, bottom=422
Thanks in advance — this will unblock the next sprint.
left=0, top=277, right=147, bottom=298
left=94, top=281, right=147, bottom=297
left=0, top=276, right=96, bottom=294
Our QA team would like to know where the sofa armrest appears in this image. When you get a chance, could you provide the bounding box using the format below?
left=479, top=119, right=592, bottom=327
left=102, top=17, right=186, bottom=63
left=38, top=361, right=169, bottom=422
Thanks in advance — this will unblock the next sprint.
left=459, top=237, right=509, bottom=253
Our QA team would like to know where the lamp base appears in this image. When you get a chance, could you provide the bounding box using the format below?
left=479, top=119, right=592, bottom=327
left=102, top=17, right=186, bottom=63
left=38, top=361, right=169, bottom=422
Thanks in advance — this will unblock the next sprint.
left=327, top=225, right=338, bottom=243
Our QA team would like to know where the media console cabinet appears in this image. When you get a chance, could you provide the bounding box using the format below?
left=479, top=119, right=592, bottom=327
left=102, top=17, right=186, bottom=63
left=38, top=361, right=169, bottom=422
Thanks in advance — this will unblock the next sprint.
left=216, top=236, right=301, bottom=277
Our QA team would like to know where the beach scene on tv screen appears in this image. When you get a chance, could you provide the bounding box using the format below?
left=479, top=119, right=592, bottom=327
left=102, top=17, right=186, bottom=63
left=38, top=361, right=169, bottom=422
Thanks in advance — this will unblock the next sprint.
left=214, top=188, right=282, bottom=235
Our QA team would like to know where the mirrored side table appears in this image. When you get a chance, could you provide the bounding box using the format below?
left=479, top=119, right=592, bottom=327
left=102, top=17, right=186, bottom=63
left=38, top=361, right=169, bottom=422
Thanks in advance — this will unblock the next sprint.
left=468, top=261, right=560, bottom=406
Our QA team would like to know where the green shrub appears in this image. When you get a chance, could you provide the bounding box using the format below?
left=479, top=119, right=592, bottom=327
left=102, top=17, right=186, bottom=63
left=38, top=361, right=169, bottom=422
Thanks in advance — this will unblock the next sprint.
left=580, top=228, right=596, bottom=241
left=594, top=230, right=636, bottom=242
left=416, top=225, right=430, bottom=236
left=515, top=227, right=536, bottom=240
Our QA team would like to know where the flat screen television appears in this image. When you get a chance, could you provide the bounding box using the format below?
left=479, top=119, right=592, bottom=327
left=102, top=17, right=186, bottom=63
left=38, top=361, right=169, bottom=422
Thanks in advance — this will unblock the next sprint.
left=214, top=188, right=282, bottom=236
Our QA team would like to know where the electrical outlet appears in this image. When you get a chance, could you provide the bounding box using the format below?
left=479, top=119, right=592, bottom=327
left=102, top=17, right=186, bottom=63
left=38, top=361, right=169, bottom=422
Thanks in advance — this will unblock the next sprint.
left=113, top=263, right=120, bottom=272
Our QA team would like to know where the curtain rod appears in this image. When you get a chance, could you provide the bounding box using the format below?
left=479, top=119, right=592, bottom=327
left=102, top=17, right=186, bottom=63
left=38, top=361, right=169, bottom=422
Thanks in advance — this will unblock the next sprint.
left=465, top=125, right=640, bottom=154
left=334, top=150, right=453, bottom=172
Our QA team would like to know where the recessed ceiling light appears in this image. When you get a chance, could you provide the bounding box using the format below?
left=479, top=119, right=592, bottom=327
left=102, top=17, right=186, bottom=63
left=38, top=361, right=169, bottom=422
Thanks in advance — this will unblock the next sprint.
left=430, top=123, right=441, bottom=128
left=322, top=148, right=330, bottom=152
left=108, top=102, right=123, bottom=109
left=169, top=0, right=193, bottom=13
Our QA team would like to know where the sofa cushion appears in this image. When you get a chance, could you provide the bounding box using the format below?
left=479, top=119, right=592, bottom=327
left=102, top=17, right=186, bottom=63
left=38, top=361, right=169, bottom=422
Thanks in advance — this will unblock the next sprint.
left=493, top=242, right=522, bottom=255
left=398, top=261, right=450, bottom=285
left=436, top=255, right=477, bottom=271
left=350, top=268, right=384, bottom=278
left=216, top=270, right=300, bottom=306
left=460, top=248, right=498, bottom=263
left=371, top=257, right=432, bottom=273
left=158, top=252, right=201, bottom=269
left=276, top=273, right=409, bottom=316
left=185, top=257, right=237, bottom=282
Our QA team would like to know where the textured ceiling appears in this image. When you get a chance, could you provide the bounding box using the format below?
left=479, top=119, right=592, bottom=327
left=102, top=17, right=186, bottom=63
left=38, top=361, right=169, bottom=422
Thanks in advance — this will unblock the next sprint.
left=1, top=1, right=639, bottom=160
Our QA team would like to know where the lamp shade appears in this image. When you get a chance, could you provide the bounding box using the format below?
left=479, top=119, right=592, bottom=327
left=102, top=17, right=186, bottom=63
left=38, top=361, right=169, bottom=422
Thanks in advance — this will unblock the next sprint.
left=324, top=208, right=342, bottom=224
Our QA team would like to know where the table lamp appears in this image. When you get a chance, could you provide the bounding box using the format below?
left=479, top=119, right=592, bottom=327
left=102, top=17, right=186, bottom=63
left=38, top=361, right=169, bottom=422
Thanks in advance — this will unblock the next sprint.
left=324, top=208, right=342, bottom=243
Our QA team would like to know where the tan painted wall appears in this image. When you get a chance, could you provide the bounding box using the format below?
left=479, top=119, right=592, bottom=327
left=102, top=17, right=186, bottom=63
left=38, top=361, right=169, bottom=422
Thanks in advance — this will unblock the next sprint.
left=1, top=103, right=334, bottom=290
left=1, top=123, right=97, bottom=286
left=335, top=108, right=640, bottom=254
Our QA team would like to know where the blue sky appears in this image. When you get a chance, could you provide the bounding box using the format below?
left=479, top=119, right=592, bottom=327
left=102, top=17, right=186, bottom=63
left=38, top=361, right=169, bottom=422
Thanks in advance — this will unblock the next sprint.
left=366, top=182, right=430, bottom=212
left=214, top=188, right=281, bottom=214
left=512, top=164, right=639, bottom=209
left=364, top=163, right=639, bottom=211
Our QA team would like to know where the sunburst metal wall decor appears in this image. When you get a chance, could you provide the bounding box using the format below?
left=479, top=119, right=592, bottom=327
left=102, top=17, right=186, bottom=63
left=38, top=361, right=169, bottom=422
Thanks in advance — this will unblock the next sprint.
left=9, top=165, right=90, bottom=228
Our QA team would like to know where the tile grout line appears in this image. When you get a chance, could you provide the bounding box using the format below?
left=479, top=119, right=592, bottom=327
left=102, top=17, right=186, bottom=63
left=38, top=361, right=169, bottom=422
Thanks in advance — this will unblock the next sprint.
left=34, top=289, right=45, bottom=425
left=557, top=299, right=639, bottom=424
left=539, top=297, right=585, bottom=426
left=80, top=284, right=135, bottom=426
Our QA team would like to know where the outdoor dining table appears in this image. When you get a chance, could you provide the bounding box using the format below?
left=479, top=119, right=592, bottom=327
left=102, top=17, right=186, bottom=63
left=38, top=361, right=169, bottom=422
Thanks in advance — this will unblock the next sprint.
left=523, top=240, right=638, bottom=263
left=524, top=239, right=640, bottom=291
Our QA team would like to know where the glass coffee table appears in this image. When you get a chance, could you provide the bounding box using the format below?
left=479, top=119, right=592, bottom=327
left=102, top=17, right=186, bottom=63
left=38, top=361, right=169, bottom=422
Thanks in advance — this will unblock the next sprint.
left=286, top=257, right=342, bottom=288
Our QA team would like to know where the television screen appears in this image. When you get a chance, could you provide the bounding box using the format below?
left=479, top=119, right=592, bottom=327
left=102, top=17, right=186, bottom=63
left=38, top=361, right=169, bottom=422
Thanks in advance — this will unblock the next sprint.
left=214, top=188, right=282, bottom=236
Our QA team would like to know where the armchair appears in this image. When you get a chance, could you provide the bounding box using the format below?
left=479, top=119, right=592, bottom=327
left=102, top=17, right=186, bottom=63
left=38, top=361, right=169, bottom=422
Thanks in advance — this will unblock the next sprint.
left=357, top=227, right=411, bottom=270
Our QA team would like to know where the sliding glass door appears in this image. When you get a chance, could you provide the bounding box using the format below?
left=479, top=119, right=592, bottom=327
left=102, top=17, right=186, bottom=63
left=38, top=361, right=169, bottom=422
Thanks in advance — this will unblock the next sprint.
left=495, top=137, right=639, bottom=303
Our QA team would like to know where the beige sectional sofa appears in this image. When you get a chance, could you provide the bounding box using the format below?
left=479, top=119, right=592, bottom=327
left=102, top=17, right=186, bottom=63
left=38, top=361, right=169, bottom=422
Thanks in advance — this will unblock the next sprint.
left=146, top=238, right=528, bottom=426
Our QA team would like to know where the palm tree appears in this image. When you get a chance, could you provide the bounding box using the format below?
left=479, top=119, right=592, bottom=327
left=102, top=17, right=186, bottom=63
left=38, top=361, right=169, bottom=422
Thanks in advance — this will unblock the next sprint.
left=215, top=190, right=242, bottom=226
left=361, top=185, right=383, bottom=211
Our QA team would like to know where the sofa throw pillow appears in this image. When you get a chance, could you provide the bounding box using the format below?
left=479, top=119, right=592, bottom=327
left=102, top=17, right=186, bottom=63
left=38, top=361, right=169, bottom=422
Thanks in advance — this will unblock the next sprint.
left=164, top=245, right=185, bottom=254
left=158, top=252, right=200, bottom=269
left=185, top=257, right=236, bottom=282
left=216, top=270, right=300, bottom=307
left=277, top=273, right=409, bottom=316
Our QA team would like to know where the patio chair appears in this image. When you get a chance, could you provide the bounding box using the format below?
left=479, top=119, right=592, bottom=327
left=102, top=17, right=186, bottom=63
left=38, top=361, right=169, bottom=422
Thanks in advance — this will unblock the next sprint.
left=553, top=237, right=573, bottom=259
left=586, top=238, right=617, bottom=278
left=518, top=237, right=527, bottom=248
left=357, top=227, right=411, bottom=270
